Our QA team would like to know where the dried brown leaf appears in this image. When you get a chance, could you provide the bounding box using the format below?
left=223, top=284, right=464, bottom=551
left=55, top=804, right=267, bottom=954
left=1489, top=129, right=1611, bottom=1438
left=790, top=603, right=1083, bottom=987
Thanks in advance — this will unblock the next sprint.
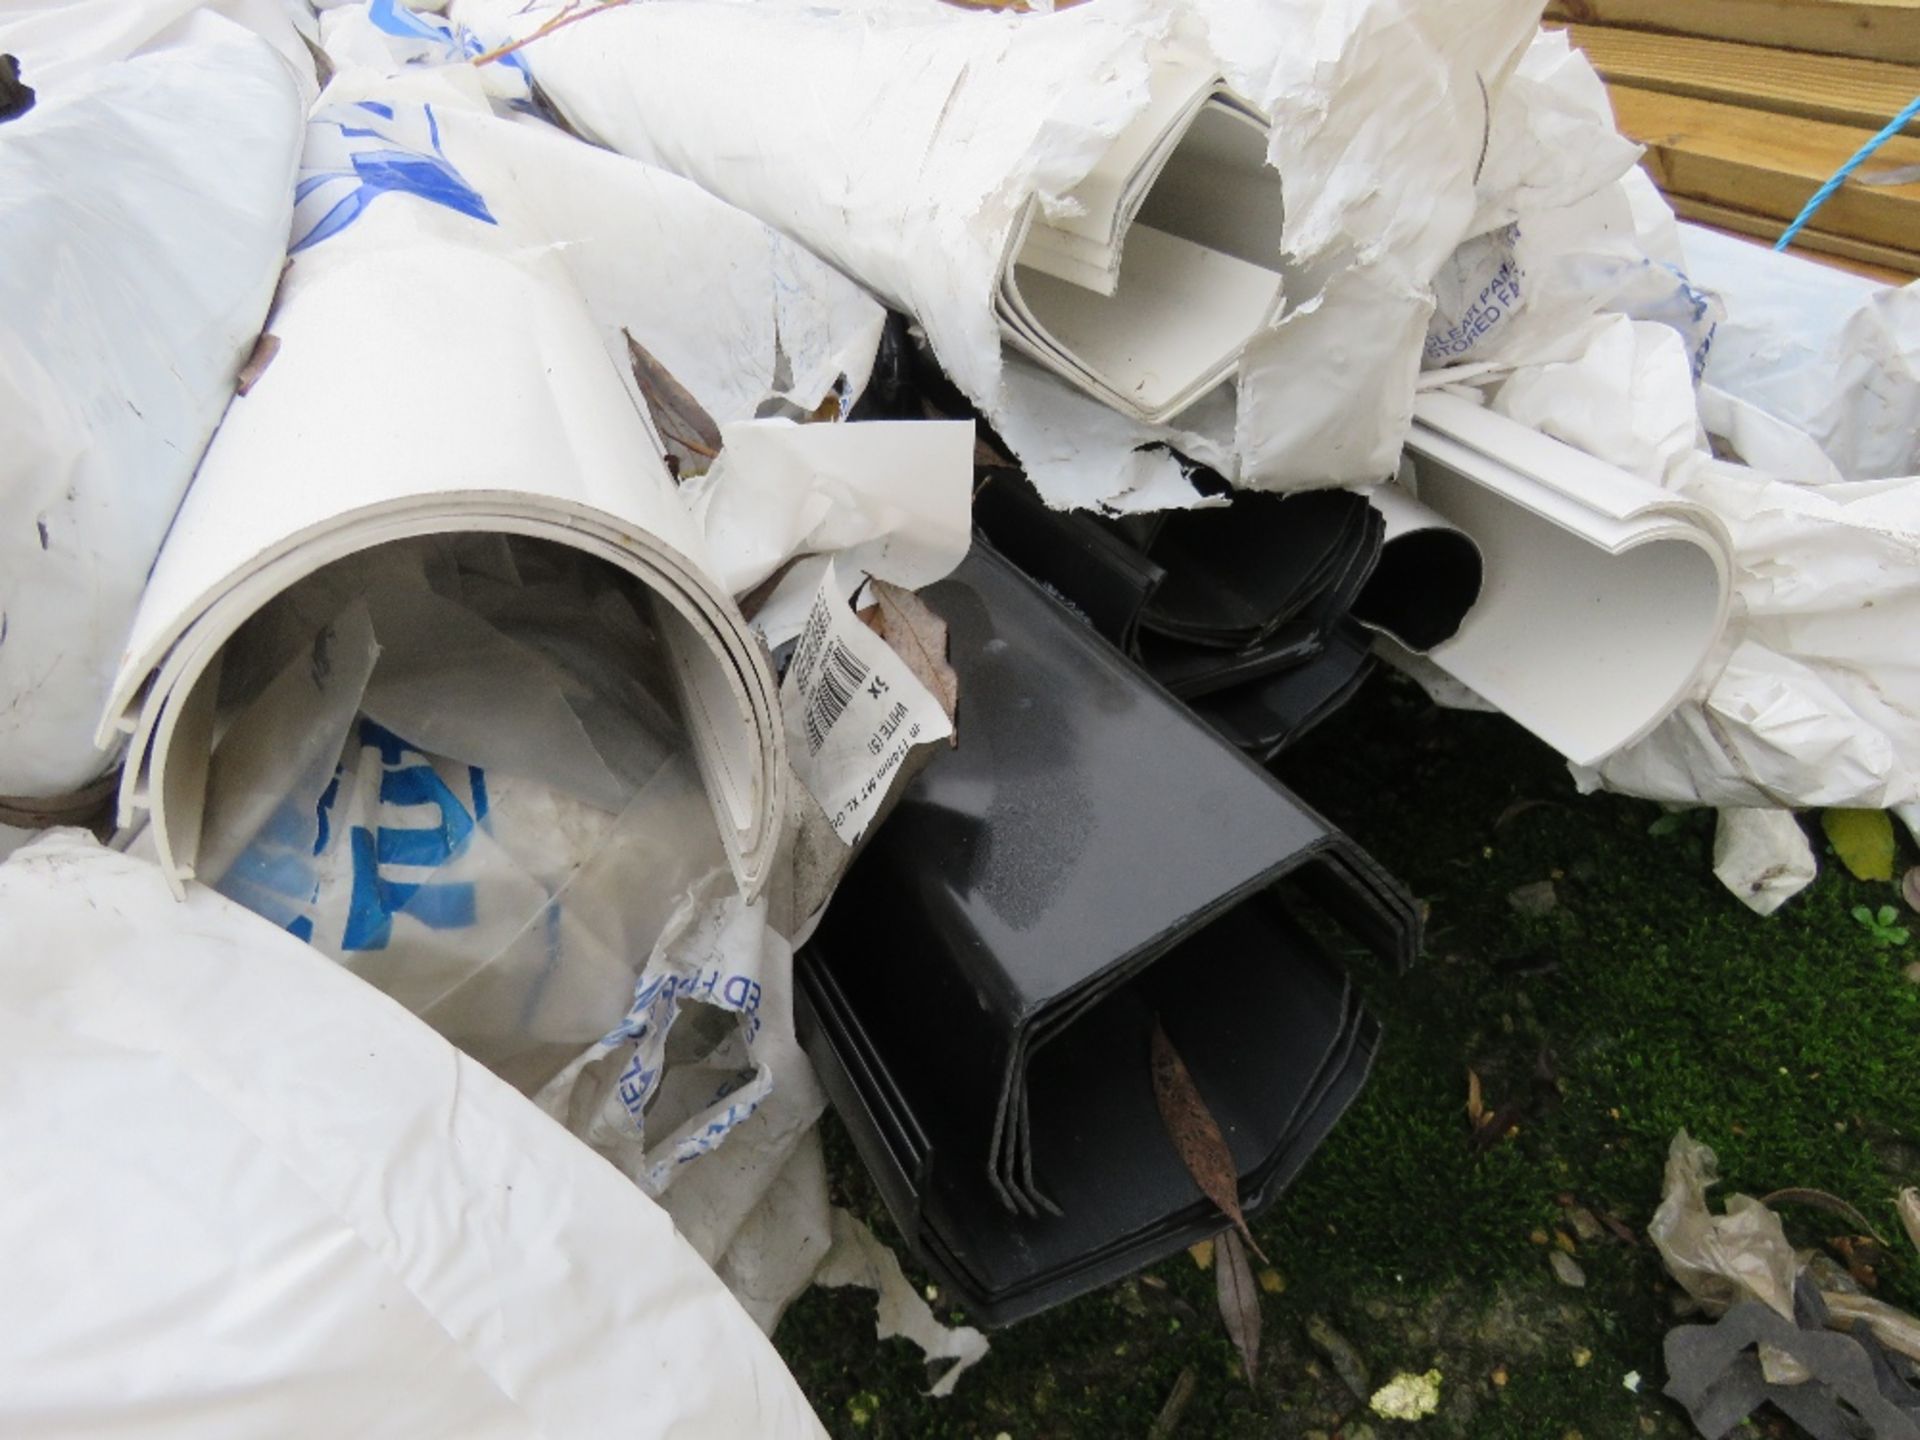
left=236, top=333, right=280, bottom=396
left=869, top=579, right=958, bottom=742
left=1147, top=1367, right=1198, bottom=1440
left=1595, top=1208, right=1641, bottom=1247
left=624, top=328, right=722, bottom=479
left=1151, top=1018, right=1267, bottom=1263
left=1215, top=1229, right=1262, bottom=1385
left=1470, top=1101, right=1526, bottom=1153
left=1904, top=868, right=1920, bottom=915
left=1761, top=1189, right=1888, bottom=1247
left=1466, top=1068, right=1486, bottom=1129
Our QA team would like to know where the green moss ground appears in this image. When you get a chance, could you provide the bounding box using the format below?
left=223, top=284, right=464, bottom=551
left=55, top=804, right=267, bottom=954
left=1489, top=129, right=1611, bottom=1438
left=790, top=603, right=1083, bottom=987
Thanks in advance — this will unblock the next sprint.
left=774, top=670, right=1920, bottom=1438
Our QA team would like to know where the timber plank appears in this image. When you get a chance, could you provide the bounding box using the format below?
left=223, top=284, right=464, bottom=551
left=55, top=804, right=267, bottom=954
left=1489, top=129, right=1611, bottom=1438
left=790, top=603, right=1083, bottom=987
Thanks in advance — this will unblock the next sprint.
left=1561, top=23, right=1920, bottom=135
left=1669, top=195, right=1920, bottom=280
left=1609, top=85, right=1920, bottom=253
left=1545, top=0, right=1920, bottom=67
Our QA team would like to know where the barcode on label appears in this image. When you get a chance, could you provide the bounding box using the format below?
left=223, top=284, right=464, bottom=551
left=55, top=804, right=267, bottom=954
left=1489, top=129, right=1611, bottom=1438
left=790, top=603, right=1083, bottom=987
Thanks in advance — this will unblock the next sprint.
left=804, top=637, right=871, bottom=755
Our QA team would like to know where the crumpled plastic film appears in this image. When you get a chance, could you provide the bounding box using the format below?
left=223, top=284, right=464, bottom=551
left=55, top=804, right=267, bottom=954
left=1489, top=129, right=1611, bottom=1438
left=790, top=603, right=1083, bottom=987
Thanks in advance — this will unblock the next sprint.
left=1650, top=1130, right=1800, bottom=1323
left=0, top=830, right=827, bottom=1438
left=815, top=1208, right=992, bottom=1399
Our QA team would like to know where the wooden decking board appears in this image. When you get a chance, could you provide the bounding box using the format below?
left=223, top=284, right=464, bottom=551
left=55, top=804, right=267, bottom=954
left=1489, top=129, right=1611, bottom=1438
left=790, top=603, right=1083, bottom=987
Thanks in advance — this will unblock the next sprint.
left=1608, top=85, right=1920, bottom=254
left=1545, top=0, right=1920, bottom=66
left=1560, top=23, right=1920, bottom=135
left=1668, top=195, right=1920, bottom=281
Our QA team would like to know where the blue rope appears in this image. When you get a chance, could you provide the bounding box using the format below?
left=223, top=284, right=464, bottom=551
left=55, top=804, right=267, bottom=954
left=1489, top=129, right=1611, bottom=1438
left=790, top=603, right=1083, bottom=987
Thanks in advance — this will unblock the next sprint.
left=1775, top=93, right=1920, bottom=251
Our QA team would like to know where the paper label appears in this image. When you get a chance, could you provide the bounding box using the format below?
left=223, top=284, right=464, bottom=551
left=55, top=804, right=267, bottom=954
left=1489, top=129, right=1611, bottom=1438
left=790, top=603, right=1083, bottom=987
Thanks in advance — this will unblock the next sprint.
left=780, top=562, right=952, bottom=843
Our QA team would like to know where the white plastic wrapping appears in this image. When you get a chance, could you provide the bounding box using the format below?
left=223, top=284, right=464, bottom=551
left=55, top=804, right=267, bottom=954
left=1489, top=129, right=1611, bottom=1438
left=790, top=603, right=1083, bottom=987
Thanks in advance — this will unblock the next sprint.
left=455, top=0, right=1544, bottom=504
left=0, top=2, right=304, bottom=800
left=0, top=830, right=825, bottom=1438
left=1682, top=224, right=1920, bottom=484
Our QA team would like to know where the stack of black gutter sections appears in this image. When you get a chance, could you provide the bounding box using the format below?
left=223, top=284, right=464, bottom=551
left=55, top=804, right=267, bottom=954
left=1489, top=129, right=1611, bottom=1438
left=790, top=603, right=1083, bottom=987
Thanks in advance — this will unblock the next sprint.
left=798, top=541, right=1420, bottom=1324
left=974, top=470, right=1382, bottom=761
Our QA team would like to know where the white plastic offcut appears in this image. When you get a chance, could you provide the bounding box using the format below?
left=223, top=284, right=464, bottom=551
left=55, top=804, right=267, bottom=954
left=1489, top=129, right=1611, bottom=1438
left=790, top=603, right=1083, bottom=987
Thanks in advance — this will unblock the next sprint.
left=1403, top=393, right=1733, bottom=766
left=104, top=90, right=789, bottom=901
left=0, top=3, right=303, bottom=801
left=0, top=830, right=825, bottom=1439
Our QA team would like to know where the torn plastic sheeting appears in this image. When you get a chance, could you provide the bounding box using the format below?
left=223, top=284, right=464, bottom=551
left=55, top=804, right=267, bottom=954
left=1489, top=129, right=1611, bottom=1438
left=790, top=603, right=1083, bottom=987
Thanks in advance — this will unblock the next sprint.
left=451, top=0, right=1172, bottom=413
left=1650, top=1130, right=1800, bottom=1324
left=315, top=61, right=886, bottom=435
left=799, top=541, right=1416, bottom=1322
left=0, top=831, right=826, bottom=1439
left=0, top=4, right=302, bottom=801
left=101, top=87, right=791, bottom=903
left=814, top=1207, right=990, bottom=1398
left=455, top=0, right=1546, bottom=503
left=317, top=0, right=536, bottom=104
left=685, top=418, right=976, bottom=602
left=1410, top=73, right=1920, bottom=816
left=1404, top=392, right=1733, bottom=767
left=1712, top=808, right=1818, bottom=917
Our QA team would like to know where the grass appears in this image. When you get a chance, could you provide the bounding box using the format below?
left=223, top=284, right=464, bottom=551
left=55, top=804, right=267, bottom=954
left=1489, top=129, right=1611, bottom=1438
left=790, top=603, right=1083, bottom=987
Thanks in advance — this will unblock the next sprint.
left=774, top=669, right=1920, bottom=1438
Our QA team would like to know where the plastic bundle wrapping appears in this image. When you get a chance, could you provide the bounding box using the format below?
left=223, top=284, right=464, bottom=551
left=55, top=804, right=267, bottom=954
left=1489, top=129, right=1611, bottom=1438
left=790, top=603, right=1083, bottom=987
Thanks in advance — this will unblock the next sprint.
left=454, top=0, right=1546, bottom=506
left=0, top=831, right=825, bottom=1439
left=798, top=543, right=1419, bottom=1322
left=0, top=1, right=306, bottom=806
left=101, top=81, right=796, bottom=901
